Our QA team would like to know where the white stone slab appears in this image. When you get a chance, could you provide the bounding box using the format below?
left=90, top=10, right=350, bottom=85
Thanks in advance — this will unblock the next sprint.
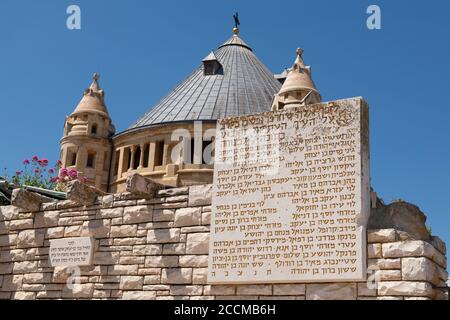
left=208, top=97, right=370, bottom=284
left=49, top=237, right=94, bottom=267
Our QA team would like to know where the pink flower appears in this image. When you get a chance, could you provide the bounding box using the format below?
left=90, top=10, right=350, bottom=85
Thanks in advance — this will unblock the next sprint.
left=56, top=160, right=62, bottom=167
left=34, top=168, right=40, bottom=174
left=68, top=169, right=78, bottom=179
left=59, top=168, right=68, bottom=177
left=50, top=177, right=59, bottom=183
left=16, top=170, right=22, bottom=176
left=32, top=155, right=39, bottom=162
left=48, top=168, right=55, bottom=174
left=38, top=159, right=49, bottom=167
left=23, top=159, right=30, bottom=165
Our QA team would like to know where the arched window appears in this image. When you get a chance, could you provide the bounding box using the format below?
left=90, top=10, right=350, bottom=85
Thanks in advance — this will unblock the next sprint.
left=91, top=124, right=98, bottom=135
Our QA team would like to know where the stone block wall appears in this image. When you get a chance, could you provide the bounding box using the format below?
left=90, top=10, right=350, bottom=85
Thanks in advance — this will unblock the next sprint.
left=0, top=185, right=448, bottom=300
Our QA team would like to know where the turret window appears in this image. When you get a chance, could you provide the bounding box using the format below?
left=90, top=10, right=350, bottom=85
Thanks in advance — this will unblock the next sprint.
left=70, top=151, right=77, bottom=166
left=91, top=124, right=98, bottom=135
left=87, top=152, right=96, bottom=168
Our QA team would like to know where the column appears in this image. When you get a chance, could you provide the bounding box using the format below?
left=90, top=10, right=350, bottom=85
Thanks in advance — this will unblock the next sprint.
left=194, top=122, right=203, bottom=165
left=117, top=148, right=125, bottom=178
left=148, top=142, right=156, bottom=171
left=138, top=143, right=145, bottom=169
left=129, top=145, right=137, bottom=171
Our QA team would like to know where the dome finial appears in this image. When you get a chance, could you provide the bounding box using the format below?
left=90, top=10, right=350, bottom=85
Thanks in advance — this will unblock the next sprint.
left=233, top=12, right=240, bottom=35
left=93, top=73, right=100, bottom=81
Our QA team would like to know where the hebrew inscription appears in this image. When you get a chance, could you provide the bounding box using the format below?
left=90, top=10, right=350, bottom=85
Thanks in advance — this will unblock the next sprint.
left=49, top=237, right=94, bottom=267
left=208, top=98, right=370, bottom=283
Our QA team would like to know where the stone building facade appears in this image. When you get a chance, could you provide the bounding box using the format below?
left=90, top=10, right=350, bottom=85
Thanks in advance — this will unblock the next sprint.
left=0, top=185, right=448, bottom=300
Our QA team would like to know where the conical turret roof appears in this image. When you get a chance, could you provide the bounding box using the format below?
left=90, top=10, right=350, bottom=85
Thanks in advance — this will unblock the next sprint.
left=127, top=31, right=281, bottom=130
left=72, top=74, right=110, bottom=118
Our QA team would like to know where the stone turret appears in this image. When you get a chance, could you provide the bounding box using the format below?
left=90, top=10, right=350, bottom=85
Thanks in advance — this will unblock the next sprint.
left=60, top=74, right=115, bottom=191
left=272, top=48, right=321, bottom=110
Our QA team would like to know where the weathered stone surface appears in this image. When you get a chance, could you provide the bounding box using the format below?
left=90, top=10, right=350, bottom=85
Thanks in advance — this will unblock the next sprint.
left=161, top=268, right=192, bottom=284
left=367, top=243, right=382, bottom=258
left=192, top=268, right=207, bottom=284
left=375, top=270, right=402, bottom=281
left=306, top=283, right=356, bottom=300
left=13, top=261, right=39, bottom=273
left=163, top=243, right=185, bottom=255
left=179, top=255, right=208, bottom=267
left=46, top=227, right=65, bottom=239
left=108, top=265, right=139, bottom=275
left=201, top=212, right=211, bottom=225
left=119, top=276, right=143, bottom=290
left=186, top=232, right=209, bottom=254
left=0, top=234, right=17, bottom=247
left=99, top=207, right=123, bottom=218
left=367, top=229, right=396, bottom=243
left=402, top=257, right=440, bottom=285
left=66, top=180, right=105, bottom=206
left=110, top=225, right=137, bottom=238
left=16, top=230, right=45, bottom=248
left=153, top=209, right=175, bottom=222
left=382, top=240, right=446, bottom=267
left=188, top=184, right=212, bottom=207
left=174, top=207, right=201, bottom=227
left=273, top=284, right=305, bottom=296
left=0, top=205, right=20, bottom=221
left=357, top=282, right=377, bottom=297
left=377, top=281, right=433, bottom=297
left=157, top=187, right=189, bottom=197
left=13, top=291, right=36, bottom=300
left=23, top=273, right=52, bottom=284
left=144, top=256, right=178, bottom=268
left=34, top=211, right=59, bottom=228
left=203, top=285, right=235, bottom=295
left=0, top=263, right=13, bottom=274
left=236, top=284, right=272, bottom=295
left=122, top=291, right=156, bottom=300
left=126, top=173, right=163, bottom=198
left=368, top=258, right=401, bottom=270
left=64, top=225, right=82, bottom=237
left=368, top=201, right=430, bottom=241
left=133, top=244, right=162, bottom=255
left=170, top=285, right=203, bottom=296
left=93, top=252, right=120, bottom=265
left=9, top=219, right=34, bottom=231
left=81, top=219, right=110, bottom=238
left=123, top=205, right=152, bottom=224
left=431, top=236, right=446, bottom=255
left=147, top=228, right=180, bottom=243
left=143, top=275, right=161, bottom=284
left=11, top=188, right=53, bottom=211
left=62, top=283, right=95, bottom=298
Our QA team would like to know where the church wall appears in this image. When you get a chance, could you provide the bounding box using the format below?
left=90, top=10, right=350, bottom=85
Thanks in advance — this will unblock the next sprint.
left=0, top=185, right=447, bottom=300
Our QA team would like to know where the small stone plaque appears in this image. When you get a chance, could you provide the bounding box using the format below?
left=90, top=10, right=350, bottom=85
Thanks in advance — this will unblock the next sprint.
left=49, top=237, right=94, bottom=267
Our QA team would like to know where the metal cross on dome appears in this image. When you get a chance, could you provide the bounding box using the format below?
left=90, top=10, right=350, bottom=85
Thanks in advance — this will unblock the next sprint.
left=233, top=12, right=240, bottom=29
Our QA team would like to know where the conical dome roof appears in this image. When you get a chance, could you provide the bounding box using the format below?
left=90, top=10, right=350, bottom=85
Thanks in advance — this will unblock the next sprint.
left=278, top=48, right=320, bottom=97
left=127, top=32, right=281, bottom=130
left=72, top=74, right=110, bottom=118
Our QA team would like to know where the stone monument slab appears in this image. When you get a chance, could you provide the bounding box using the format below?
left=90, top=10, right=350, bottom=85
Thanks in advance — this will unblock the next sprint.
left=208, top=97, right=370, bottom=284
left=49, top=237, right=94, bottom=267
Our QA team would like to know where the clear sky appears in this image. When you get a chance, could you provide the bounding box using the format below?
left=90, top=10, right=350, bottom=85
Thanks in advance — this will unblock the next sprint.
left=0, top=1, right=449, bottom=245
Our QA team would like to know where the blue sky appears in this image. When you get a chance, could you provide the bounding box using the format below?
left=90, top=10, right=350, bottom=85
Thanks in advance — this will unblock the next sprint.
left=0, top=1, right=449, bottom=245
